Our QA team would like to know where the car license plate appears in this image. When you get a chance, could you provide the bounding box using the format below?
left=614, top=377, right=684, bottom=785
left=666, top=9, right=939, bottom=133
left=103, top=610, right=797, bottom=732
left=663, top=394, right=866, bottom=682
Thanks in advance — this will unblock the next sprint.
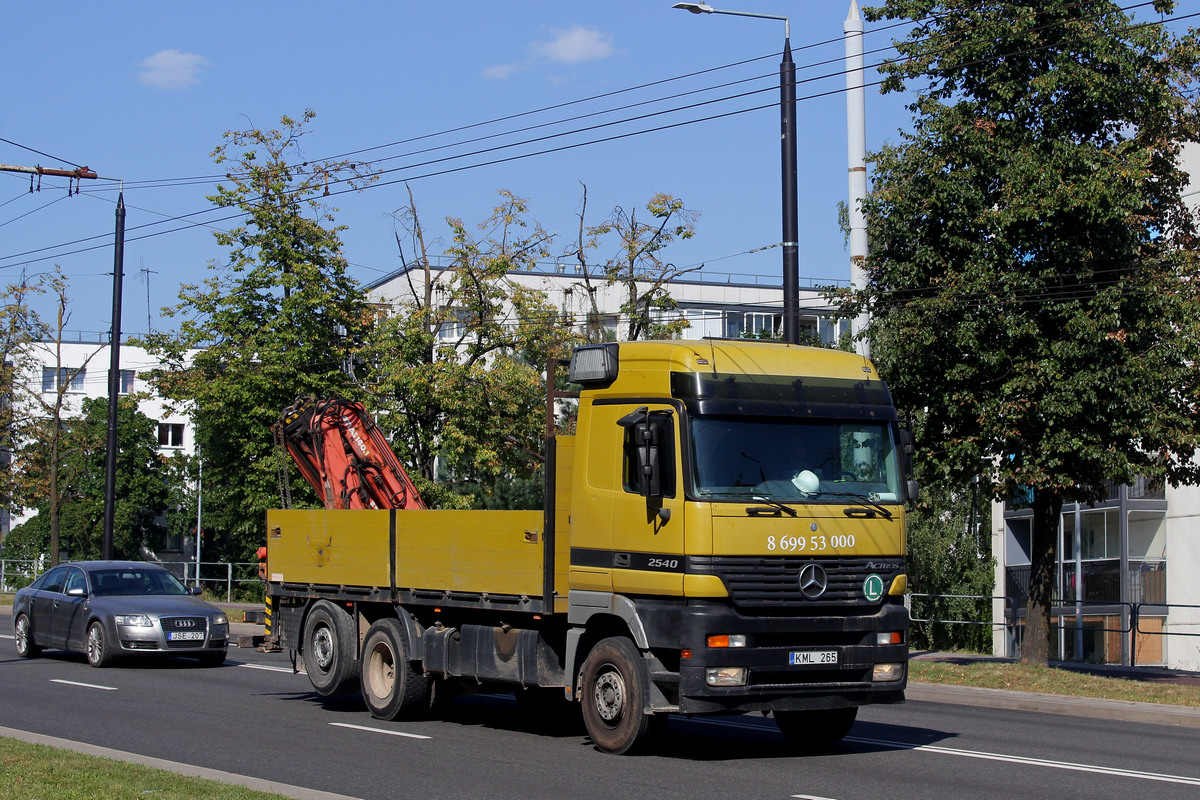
left=167, top=631, right=205, bottom=641
left=789, top=650, right=837, bottom=666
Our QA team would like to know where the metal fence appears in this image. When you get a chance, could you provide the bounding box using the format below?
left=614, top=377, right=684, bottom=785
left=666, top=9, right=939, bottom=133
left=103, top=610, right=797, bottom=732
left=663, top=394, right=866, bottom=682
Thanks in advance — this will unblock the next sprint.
left=0, top=558, right=37, bottom=592
left=911, top=591, right=1200, bottom=667
left=157, top=561, right=262, bottom=603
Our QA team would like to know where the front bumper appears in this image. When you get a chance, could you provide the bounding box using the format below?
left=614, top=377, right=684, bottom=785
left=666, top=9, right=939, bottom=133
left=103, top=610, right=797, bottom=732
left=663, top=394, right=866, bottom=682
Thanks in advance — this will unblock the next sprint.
left=670, top=599, right=908, bottom=714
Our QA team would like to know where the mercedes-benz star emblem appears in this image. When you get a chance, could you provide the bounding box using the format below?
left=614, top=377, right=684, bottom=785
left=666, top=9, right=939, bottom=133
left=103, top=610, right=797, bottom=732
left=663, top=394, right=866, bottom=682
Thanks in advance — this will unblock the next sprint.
left=798, top=563, right=828, bottom=599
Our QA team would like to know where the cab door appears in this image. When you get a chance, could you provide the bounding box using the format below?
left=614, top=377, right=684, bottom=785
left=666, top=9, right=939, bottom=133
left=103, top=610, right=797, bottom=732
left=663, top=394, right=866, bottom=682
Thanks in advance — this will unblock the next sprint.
left=608, top=403, right=686, bottom=597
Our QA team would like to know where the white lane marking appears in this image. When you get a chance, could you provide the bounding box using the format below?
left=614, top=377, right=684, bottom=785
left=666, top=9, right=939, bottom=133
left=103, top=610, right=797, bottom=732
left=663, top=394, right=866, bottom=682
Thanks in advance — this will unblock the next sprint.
left=50, top=679, right=118, bottom=691
left=791, top=795, right=840, bottom=799
left=684, top=718, right=1200, bottom=788
left=848, top=736, right=1200, bottom=787
left=237, top=663, right=295, bottom=673
left=329, top=722, right=431, bottom=740
left=1, top=634, right=13, bottom=640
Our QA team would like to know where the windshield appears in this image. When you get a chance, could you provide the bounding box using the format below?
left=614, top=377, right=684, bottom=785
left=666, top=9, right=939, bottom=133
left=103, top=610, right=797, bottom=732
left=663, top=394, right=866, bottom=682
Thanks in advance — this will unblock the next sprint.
left=89, top=567, right=189, bottom=597
left=690, top=415, right=902, bottom=504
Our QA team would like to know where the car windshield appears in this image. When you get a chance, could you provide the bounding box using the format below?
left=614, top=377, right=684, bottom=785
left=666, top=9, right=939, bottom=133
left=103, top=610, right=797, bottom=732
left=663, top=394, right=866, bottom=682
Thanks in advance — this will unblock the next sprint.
left=690, top=415, right=902, bottom=504
left=89, top=567, right=189, bottom=597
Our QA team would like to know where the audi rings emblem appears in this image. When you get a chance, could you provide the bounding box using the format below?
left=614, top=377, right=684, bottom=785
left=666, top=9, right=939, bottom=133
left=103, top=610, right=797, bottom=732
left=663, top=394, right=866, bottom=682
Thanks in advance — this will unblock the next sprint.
left=798, top=563, right=828, bottom=599
left=175, top=619, right=197, bottom=628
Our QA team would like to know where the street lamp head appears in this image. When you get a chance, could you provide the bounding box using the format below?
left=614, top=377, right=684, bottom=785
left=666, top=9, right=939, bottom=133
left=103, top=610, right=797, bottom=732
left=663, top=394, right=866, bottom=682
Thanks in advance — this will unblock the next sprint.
left=672, top=3, right=714, bottom=13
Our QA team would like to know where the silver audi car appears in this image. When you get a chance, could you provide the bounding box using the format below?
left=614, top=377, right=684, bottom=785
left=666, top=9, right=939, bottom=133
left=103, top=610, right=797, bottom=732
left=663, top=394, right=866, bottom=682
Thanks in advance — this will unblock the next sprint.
left=12, top=560, right=229, bottom=667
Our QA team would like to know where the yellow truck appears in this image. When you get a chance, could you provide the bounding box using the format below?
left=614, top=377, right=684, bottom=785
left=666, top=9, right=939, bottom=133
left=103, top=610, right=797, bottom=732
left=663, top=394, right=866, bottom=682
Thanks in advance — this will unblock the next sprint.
left=265, top=339, right=914, bottom=754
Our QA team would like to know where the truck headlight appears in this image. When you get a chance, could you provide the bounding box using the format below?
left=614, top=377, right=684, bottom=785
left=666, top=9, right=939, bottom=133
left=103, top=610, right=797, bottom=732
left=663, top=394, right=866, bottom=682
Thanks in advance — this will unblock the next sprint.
left=873, top=663, right=905, bottom=682
left=705, top=667, right=747, bottom=687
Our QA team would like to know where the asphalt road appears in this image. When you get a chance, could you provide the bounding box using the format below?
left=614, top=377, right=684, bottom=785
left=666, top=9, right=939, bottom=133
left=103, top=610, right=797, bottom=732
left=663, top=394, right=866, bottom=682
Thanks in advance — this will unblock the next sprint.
left=3, top=610, right=1200, bottom=800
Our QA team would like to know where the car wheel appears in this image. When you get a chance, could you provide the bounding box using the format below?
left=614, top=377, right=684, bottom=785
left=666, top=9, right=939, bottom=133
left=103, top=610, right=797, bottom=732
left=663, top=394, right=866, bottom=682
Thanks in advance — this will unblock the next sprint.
left=302, top=600, right=357, bottom=697
left=360, top=617, right=430, bottom=720
left=579, top=636, right=658, bottom=755
left=199, top=650, right=227, bottom=667
left=774, top=706, right=857, bottom=750
left=86, top=621, right=113, bottom=668
left=14, top=614, right=41, bottom=658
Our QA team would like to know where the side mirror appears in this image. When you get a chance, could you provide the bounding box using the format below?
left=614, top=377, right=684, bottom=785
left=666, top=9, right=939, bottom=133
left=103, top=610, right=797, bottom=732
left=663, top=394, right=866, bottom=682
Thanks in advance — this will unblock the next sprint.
left=189, top=586, right=204, bottom=597
left=617, top=407, right=667, bottom=499
left=67, top=586, right=87, bottom=598
left=906, top=480, right=921, bottom=503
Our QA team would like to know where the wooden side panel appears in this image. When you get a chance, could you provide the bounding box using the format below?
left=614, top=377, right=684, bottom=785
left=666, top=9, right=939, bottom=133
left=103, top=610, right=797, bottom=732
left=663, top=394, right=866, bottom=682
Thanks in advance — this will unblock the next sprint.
left=266, top=509, right=391, bottom=588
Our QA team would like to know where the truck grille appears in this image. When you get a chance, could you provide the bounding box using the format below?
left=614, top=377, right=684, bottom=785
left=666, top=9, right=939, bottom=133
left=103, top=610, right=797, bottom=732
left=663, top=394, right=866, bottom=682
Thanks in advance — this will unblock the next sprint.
left=687, top=556, right=904, bottom=611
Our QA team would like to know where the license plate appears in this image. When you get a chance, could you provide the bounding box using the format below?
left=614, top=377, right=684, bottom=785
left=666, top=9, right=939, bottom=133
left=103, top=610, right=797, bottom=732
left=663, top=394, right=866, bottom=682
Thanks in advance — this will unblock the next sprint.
left=167, top=631, right=205, bottom=641
left=789, top=650, right=837, bottom=665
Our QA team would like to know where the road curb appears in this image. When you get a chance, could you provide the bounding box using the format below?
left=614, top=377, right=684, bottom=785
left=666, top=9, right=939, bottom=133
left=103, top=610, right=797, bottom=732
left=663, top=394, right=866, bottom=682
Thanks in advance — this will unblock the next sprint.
left=906, top=681, right=1200, bottom=728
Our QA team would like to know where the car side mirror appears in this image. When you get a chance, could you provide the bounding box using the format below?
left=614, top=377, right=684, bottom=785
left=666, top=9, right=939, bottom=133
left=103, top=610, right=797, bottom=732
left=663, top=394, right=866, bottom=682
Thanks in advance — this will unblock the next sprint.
left=67, top=587, right=87, bottom=598
left=189, top=586, right=204, bottom=596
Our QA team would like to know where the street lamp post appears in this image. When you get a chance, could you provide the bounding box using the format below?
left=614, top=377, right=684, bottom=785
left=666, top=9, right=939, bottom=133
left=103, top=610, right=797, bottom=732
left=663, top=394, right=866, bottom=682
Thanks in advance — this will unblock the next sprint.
left=673, top=3, right=800, bottom=345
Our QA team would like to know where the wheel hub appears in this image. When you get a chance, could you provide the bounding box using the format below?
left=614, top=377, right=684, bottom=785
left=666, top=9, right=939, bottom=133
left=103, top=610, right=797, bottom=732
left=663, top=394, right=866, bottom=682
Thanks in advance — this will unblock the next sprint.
left=594, top=670, right=625, bottom=722
left=312, top=627, right=334, bottom=670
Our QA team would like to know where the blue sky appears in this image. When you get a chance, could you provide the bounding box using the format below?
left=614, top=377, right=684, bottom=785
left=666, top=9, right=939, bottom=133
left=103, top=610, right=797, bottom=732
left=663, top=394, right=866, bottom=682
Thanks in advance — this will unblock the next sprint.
left=3, top=1, right=917, bottom=335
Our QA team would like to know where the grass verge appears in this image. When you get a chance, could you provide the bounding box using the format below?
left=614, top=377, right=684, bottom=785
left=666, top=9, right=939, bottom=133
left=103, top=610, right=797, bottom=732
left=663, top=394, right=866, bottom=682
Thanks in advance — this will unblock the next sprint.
left=0, top=736, right=291, bottom=800
left=909, top=658, right=1200, bottom=707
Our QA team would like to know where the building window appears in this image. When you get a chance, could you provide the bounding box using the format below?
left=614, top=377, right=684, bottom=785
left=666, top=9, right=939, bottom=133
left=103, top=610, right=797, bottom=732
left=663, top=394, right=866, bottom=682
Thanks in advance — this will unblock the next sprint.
left=158, top=423, right=185, bottom=448
left=120, top=370, right=135, bottom=395
left=42, top=367, right=86, bottom=394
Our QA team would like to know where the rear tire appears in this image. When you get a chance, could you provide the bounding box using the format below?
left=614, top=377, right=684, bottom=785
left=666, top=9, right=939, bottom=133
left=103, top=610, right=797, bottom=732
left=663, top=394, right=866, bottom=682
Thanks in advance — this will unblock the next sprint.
left=579, top=637, right=657, bottom=755
left=86, top=621, right=112, bottom=668
left=360, top=617, right=429, bottom=720
left=774, top=706, right=858, bottom=750
left=302, top=600, right=358, bottom=697
left=14, top=614, right=40, bottom=658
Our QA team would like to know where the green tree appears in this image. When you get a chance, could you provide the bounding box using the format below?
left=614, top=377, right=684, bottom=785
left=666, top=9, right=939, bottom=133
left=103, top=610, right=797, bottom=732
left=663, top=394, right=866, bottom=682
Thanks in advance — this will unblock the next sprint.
left=6, top=397, right=167, bottom=561
left=567, top=186, right=700, bottom=342
left=860, top=1, right=1200, bottom=664
left=0, top=273, right=52, bottom=535
left=142, top=110, right=375, bottom=559
left=361, top=189, right=579, bottom=508
left=906, top=475, right=994, bottom=653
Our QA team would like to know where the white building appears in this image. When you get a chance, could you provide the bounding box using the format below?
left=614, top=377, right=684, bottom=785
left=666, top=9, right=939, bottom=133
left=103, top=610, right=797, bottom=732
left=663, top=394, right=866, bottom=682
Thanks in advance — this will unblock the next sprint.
left=2, top=333, right=196, bottom=542
left=366, top=259, right=850, bottom=346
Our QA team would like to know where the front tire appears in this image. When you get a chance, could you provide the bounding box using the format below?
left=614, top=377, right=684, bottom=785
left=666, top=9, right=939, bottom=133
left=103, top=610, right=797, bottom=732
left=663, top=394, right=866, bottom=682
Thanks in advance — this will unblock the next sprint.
left=86, top=621, right=112, bottom=668
left=579, top=637, right=657, bottom=755
left=360, top=617, right=429, bottom=720
left=774, top=706, right=858, bottom=750
left=14, top=614, right=40, bottom=658
left=302, top=600, right=358, bottom=697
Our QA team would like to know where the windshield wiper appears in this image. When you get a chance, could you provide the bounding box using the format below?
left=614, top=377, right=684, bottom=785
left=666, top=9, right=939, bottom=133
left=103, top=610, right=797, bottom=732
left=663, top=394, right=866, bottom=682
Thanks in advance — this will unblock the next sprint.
left=824, top=491, right=894, bottom=520
left=748, top=496, right=798, bottom=517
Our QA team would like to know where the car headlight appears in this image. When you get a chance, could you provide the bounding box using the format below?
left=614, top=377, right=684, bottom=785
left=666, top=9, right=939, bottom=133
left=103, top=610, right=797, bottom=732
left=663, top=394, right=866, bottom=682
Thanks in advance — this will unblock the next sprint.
left=212, top=613, right=228, bottom=626
left=114, top=614, right=153, bottom=627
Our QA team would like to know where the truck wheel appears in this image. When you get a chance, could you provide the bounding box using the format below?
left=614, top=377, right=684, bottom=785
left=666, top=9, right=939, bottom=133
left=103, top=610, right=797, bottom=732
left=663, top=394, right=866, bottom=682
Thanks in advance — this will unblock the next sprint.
left=579, top=637, right=657, bottom=755
left=302, top=600, right=357, bottom=697
left=773, top=707, right=858, bottom=750
left=360, top=617, right=429, bottom=720
left=14, top=614, right=40, bottom=658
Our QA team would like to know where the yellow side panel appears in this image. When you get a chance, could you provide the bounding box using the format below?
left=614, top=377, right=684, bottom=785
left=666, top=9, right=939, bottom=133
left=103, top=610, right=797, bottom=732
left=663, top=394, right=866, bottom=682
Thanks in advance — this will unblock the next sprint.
left=267, top=508, right=550, bottom=599
left=395, top=510, right=545, bottom=596
left=266, top=509, right=391, bottom=588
